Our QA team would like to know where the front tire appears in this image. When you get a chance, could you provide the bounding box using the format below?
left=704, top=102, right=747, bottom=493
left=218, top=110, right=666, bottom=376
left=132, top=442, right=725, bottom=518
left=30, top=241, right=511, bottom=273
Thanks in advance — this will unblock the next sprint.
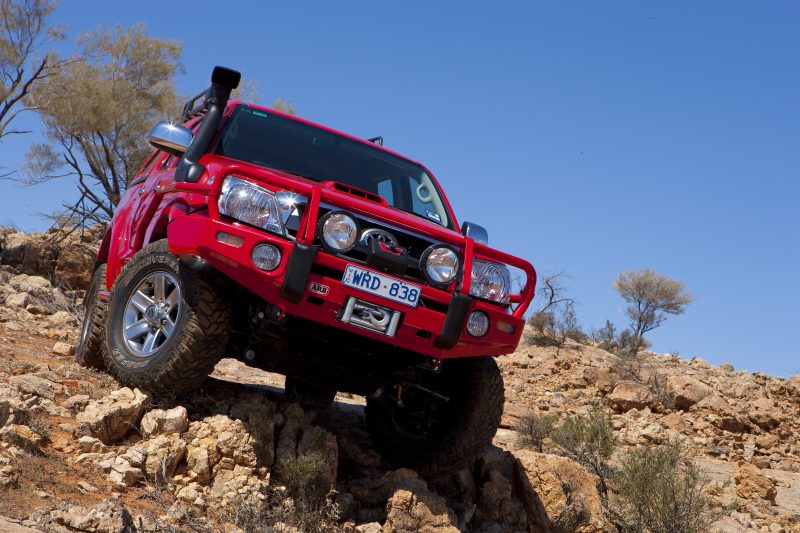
left=365, top=356, right=504, bottom=474
left=103, top=240, right=230, bottom=396
left=75, top=264, right=108, bottom=370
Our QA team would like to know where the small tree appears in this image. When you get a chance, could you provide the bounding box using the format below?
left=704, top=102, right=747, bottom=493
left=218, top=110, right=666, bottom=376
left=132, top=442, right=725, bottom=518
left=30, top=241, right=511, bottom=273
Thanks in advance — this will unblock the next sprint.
left=21, top=24, right=181, bottom=224
left=0, top=0, right=65, bottom=143
left=613, top=269, right=693, bottom=355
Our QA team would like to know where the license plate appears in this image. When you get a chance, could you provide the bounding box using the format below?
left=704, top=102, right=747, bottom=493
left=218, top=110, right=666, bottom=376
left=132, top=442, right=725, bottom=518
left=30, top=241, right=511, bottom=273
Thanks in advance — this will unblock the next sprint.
left=342, top=264, right=421, bottom=307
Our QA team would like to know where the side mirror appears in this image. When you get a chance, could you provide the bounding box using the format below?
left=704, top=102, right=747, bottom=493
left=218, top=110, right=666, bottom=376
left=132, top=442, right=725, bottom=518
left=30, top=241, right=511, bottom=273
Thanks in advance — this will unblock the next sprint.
left=461, top=221, right=489, bottom=245
left=148, top=121, right=193, bottom=156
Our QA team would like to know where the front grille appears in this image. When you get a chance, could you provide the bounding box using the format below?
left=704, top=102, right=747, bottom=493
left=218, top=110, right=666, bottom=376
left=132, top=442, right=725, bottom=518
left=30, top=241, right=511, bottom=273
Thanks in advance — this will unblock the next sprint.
left=314, top=206, right=452, bottom=287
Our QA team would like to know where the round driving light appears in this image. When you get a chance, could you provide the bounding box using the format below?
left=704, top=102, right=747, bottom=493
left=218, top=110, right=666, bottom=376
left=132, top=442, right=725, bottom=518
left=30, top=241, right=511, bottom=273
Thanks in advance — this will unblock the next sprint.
left=251, top=243, right=282, bottom=271
left=321, top=212, right=358, bottom=251
left=423, top=246, right=459, bottom=285
left=466, top=311, right=490, bottom=337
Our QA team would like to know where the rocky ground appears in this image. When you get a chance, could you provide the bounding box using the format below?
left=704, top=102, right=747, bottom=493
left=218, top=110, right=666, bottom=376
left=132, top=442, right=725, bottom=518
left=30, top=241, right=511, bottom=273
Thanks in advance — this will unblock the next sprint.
left=0, top=228, right=798, bottom=532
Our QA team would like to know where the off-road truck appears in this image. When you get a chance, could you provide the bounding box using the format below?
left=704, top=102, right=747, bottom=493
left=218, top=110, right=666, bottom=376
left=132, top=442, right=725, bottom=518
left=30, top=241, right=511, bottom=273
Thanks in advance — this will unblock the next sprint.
left=77, top=66, right=536, bottom=473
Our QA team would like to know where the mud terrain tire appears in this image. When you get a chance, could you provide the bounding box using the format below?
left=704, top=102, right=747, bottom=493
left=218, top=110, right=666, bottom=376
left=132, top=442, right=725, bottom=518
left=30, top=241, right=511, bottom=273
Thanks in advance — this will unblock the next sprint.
left=103, top=240, right=230, bottom=396
left=75, top=264, right=108, bottom=370
left=365, top=356, right=504, bottom=474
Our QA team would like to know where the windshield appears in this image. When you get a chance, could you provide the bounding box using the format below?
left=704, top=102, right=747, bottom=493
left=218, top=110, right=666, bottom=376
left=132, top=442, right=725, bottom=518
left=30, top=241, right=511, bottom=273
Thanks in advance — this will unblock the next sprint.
left=214, top=106, right=451, bottom=228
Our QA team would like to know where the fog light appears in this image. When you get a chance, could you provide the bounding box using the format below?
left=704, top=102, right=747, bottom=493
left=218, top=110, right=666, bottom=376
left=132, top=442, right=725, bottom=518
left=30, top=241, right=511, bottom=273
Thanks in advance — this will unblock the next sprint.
left=466, top=311, right=489, bottom=337
left=251, top=243, right=282, bottom=271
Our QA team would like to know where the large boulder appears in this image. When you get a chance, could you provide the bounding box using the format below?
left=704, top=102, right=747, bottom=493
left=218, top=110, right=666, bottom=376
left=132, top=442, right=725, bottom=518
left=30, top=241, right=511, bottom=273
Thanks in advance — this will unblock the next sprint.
left=184, top=414, right=260, bottom=486
left=383, top=489, right=459, bottom=533
left=748, top=397, right=780, bottom=430
left=515, top=450, right=605, bottom=533
left=691, top=394, right=751, bottom=433
left=9, top=273, right=51, bottom=293
left=475, top=447, right=529, bottom=531
left=5, top=292, right=28, bottom=308
left=140, top=406, right=188, bottom=437
left=9, top=374, right=62, bottom=401
left=734, top=463, right=777, bottom=503
left=0, top=424, right=44, bottom=453
left=76, top=388, right=151, bottom=444
left=608, top=381, right=655, bottom=412
left=48, top=498, right=134, bottom=533
left=139, top=433, right=187, bottom=479
left=275, top=402, right=305, bottom=466
left=0, top=235, right=59, bottom=278
left=54, top=243, right=96, bottom=289
left=107, top=458, right=144, bottom=489
left=668, top=375, right=712, bottom=409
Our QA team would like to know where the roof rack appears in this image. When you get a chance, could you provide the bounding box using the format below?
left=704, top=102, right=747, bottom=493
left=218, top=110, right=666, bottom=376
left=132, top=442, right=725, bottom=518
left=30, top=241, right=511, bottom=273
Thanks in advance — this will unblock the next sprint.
left=181, top=90, right=209, bottom=121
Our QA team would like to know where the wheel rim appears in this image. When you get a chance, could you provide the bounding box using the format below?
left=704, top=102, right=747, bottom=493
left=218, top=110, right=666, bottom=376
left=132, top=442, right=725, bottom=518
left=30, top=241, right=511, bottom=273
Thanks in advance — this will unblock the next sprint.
left=122, top=271, right=181, bottom=357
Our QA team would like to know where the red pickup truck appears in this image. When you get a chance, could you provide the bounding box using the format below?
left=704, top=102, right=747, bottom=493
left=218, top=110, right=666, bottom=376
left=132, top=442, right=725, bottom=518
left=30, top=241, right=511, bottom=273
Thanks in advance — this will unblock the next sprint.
left=76, top=66, right=536, bottom=473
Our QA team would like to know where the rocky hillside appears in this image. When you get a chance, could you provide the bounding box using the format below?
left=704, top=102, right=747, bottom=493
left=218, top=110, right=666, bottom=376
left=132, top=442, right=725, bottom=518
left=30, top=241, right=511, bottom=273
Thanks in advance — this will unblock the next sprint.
left=0, top=229, right=798, bottom=533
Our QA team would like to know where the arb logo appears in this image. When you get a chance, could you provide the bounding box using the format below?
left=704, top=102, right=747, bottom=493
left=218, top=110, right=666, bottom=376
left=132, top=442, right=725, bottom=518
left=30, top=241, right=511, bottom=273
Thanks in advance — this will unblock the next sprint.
left=308, top=282, right=330, bottom=296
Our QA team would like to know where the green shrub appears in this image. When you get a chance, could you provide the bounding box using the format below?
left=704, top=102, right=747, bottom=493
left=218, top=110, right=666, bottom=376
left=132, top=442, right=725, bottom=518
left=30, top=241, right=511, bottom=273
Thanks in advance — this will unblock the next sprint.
left=516, top=411, right=558, bottom=452
left=591, top=320, right=619, bottom=352
left=550, top=405, right=617, bottom=498
left=527, top=304, right=586, bottom=351
left=279, top=451, right=330, bottom=508
left=276, top=451, right=338, bottom=532
left=612, top=440, right=722, bottom=533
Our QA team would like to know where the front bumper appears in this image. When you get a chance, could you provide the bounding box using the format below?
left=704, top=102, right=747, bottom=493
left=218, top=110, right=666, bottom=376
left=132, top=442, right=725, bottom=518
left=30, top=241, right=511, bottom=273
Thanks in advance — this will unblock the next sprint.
left=167, top=214, right=526, bottom=359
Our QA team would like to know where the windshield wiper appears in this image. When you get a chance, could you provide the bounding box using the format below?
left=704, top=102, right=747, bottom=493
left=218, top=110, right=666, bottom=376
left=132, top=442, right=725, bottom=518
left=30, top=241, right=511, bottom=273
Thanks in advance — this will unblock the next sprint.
left=277, top=168, right=322, bottom=182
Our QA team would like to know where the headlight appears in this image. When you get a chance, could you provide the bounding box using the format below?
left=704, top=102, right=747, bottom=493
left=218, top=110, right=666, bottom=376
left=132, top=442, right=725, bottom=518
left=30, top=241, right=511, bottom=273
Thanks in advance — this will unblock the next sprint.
left=423, top=246, right=459, bottom=285
left=470, top=259, right=511, bottom=304
left=219, top=176, right=282, bottom=234
left=320, top=212, right=359, bottom=251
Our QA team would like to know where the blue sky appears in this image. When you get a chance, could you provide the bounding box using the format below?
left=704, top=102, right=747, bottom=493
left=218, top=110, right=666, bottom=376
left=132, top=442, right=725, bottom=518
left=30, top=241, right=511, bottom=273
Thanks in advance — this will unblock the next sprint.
left=1, top=1, right=798, bottom=375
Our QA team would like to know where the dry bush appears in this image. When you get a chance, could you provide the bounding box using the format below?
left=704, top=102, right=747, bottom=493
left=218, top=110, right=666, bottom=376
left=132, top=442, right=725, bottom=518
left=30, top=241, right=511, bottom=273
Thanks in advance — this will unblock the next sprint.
left=611, top=439, right=723, bottom=533
left=528, top=304, right=586, bottom=350
left=516, top=411, right=558, bottom=452
left=550, top=405, right=617, bottom=500
left=644, top=370, right=675, bottom=410
left=274, top=451, right=339, bottom=532
left=554, top=478, right=591, bottom=530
